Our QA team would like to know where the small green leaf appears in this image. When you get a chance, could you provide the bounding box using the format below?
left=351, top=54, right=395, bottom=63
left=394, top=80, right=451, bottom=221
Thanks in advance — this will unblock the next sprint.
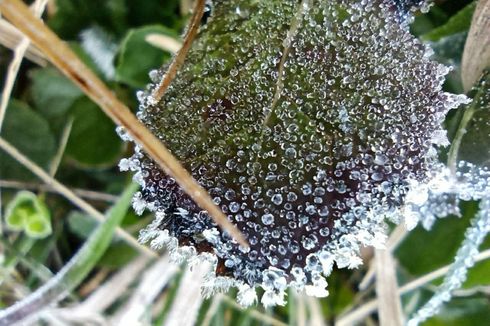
left=0, top=100, right=56, bottom=181
left=25, top=218, right=52, bottom=239
left=67, top=211, right=97, bottom=239
left=0, top=184, right=138, bottom=324
left=30, top=67, right=83, bottom=118
left=5, top=191, right=52, bottom=239
left=5, top=206, right=29, bottom=231
left=65, top=97, right=124, bottom=167
left=422, top=2, right=476, bottom=42
left=115, top=25, right=178, bottom=88
left=457, top=70, right=490, bottom=168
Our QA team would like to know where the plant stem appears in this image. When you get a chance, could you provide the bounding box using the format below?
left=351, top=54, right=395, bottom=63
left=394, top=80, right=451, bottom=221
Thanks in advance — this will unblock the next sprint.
left=0, top=0, right=248, bottom=248
left=0, top=184, right=138, bottom=326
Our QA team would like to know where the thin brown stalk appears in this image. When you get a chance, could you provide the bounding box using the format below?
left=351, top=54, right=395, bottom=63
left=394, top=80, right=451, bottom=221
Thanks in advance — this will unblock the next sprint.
left=0, top=137, right=157, bottom=258
left=150, top=0, right=205, bottom=103
left=461, top=0, right=490, bottom=92
left=0, top=0, right=248, bottom=248
left=359, top=225, right=408, bottom=291
left=0, top=0, right=48, bottom=132
left=0, top=180, right=119, bottom=202
left=0, top=19, right=46, bottom=66
left=145, top=33, right=182, bottom=54
left=48, top=117, right=73, bottom=177
left=374, top=249, right=404, bottom=326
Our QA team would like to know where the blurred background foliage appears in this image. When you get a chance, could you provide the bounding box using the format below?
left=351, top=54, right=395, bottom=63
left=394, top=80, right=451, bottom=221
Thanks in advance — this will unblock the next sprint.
left=0, top=0, right=489, bottom=325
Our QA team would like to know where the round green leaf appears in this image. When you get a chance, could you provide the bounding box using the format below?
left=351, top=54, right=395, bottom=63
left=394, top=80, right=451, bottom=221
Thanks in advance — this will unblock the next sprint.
left=5, top=191, right=52, bottom=239
left=0, top=101, right=56, bottom=181
left=25, top=218, right=52, bottom=239
left=30, top=67, right=83, bottom=118
left=65, top=97, right=124, bottom=167
left=115, top=25, right=178, bottom=88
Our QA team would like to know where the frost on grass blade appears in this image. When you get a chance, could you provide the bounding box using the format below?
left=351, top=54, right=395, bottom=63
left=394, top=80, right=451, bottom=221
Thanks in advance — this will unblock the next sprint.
left=408, top=197, right=490, bottom=326
left=119, top=0, right=469, bottom=305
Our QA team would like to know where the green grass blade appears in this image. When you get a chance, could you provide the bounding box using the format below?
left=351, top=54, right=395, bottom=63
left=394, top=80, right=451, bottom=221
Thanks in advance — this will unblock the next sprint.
left=0, top=183, right=138, bottom=326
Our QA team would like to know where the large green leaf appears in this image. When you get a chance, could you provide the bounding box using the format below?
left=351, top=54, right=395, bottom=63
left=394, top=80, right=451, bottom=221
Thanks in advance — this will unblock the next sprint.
left=30, top=67, right=83, bottom=118
left=396, top=203, right=475, bottom=277
left=48, top=0, right=182, bottom=39
left=65, top=97, right=124, bottom=167
left=0, top=100, right=56, bottom=180
left=115, top=25, right=178, bottom=88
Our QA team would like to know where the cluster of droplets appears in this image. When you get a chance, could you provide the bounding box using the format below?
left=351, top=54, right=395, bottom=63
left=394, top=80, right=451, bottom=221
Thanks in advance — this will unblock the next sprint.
left=401, top=161, right=490, bottom=230
left=119, top=0, right=470, bottom=306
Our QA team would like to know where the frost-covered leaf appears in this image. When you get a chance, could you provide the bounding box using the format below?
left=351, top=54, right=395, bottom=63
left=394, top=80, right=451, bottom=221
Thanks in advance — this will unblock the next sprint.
left=121, top=0, right=468, bottom=303
left=66, top=97, right=124, bottom=167
left=5, top=191, right=52, bottom=239
left=0, top=100, right=56, bottom=181
left=116, top=25, right=178, bottom=88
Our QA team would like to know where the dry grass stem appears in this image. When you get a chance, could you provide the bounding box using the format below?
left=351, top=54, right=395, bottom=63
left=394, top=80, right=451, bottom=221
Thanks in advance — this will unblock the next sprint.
left=462, top=0, right=490, bottom=92
left=48, top=117, right=73, bottom=177
left=0, top=180, right=119, bottom=202
left=221, top=296, right=288, bottom=326
left=359, top=225, right=408, bottom=291
left=163, top=261, right=211, bottom=326
left=150, top=0, right=205, bottom=102
left=76, top=256, right=151, bottom=314
left=306, top=296, right=326, bottom=326
left=0, top=137, right=157, bottom=257
left=338, top=248, right=490, bottom=325
left=200, top=295, right=223, bottom=326
left=115, top=256, right=178, bottom=326
left=374, top=249, right=404, bottom=326
left=145, top=34, right=182, bottom=54
left=0, top=0, right=48, bottom=132
left=0, top=0, right=248, bottom=248
left=0, top=19, right=46, bottom=66
left=78, top=268, right=110, bottom=297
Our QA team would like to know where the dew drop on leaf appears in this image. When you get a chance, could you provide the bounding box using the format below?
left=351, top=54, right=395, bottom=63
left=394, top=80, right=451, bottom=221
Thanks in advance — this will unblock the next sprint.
left=120, top=0, right=471, bottom=305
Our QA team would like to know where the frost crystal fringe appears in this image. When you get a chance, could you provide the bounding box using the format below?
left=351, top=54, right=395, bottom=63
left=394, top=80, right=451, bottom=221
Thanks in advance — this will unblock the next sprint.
left=119, top=0, right=470, bottom=306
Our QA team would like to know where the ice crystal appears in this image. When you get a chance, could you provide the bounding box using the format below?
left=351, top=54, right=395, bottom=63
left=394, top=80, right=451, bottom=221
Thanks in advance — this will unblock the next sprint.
left=80, top=27, right=117, bottom=80
left=119, top=0, right=471, bottom=305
